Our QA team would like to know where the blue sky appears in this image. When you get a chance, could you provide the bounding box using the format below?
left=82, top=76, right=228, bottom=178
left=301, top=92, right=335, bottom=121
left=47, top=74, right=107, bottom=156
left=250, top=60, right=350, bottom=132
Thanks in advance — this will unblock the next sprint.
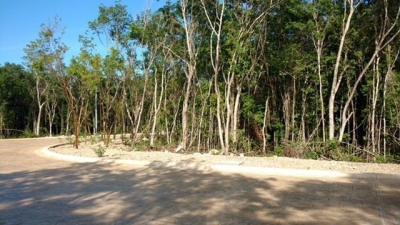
left=0, top=0, right=168, bottom=66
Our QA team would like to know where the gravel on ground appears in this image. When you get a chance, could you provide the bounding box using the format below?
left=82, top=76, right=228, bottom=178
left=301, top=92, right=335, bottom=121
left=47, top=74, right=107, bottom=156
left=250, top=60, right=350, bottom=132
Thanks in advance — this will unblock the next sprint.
left=51, top=141, right=400, bottom=175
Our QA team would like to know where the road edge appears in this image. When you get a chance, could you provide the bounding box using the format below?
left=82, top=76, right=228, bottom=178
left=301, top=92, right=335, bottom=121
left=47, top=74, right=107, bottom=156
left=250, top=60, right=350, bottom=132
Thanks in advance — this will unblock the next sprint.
left=40, top=144, right=400, bottom=180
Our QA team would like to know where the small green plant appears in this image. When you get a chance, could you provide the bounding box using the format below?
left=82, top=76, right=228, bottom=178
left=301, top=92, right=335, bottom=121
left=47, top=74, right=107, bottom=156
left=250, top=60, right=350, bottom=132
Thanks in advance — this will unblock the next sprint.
left=273, top=145, right=285, bottom=156
left=93, top=146, right=106, bottom=157
left=376, top=154, right=397, bottom=164
left=304, top=151, right=318, bottom=160
left=90, top=134, right=101, bottom=144
left=22, top=129, right=37, bottom=138
left=348, top=155, right=364, bottom=162
left=122, top=138, right=131, bottom=146
left=66, top=135, right=74, bottom=145
left=133, top=143, right=148, bottom=151
left=209, top=149, right=220, bottom=155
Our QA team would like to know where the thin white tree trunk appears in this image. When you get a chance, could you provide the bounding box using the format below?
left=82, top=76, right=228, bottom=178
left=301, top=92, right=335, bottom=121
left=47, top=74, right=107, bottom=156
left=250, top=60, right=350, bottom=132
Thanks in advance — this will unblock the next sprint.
left=383, top=46, right=399, bottom=159
left=311, top=0, right=328, bottom=142
left=328, top=0, right=358, bottom=140
left=232, top=82, right=243, bottom=151
left=36, top=103, right=45, bottom=136
left=197, top=80, right=212, bottom=152
left=371, top=57, right=380, bottom=154
left=291, top=78, right=296, bottom=141
left=283, top=92, right=291, bottom=141
left=65, top=109, right=72, bottom=135
left=150, top=68, right=164, bottom=148
left=262, top=98, right=269, bottom=153
left=170, top=97, right=181, bottom=145
left=46, top=101, right=57, bottom=137
left=35, top=77, right=48, bottom=136
left=180, top=0, right=197, bottom=150
left=314, top=38, right=326, bottom=142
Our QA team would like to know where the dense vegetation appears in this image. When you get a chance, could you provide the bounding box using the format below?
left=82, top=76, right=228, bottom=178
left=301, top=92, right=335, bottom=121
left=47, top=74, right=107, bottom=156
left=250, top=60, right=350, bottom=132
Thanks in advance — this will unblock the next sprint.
left=1, top=0, right=399, bottom=162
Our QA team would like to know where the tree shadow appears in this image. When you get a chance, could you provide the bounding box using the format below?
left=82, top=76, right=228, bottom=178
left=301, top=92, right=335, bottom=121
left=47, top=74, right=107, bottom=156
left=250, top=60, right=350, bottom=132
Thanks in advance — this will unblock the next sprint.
left=0, top=162, right=399, bottom=224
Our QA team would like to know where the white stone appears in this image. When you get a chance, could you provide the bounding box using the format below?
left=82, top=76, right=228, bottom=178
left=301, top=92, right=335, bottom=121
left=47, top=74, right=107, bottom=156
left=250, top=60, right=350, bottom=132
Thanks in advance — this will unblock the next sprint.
left=175, top=144, right=183, bottom=152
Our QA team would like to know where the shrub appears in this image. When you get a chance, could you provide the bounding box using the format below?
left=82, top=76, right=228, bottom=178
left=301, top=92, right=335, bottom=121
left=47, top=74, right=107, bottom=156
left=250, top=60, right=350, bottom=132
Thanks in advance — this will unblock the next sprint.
left=22, top=129, right=37, bottom=138
left=93, top=146, right=106, bottom=157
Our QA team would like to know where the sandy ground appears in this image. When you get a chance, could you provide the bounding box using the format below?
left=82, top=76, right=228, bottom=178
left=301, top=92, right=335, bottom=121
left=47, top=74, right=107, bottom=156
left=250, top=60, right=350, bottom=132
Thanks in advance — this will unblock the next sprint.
left=49, top=139, right=400, bottom=175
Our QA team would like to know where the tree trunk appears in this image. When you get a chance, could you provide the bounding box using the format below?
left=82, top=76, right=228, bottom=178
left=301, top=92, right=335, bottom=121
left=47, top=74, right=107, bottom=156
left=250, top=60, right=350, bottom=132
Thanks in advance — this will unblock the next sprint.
left=383, top=46, right=399, bottom=159
left=197, top=80, right=212, bottom=152
left=46, top=100, right=57, bottom=137
left=314, top=37, right=326, bottom=142
left=150, top=68, right=164, bottom=148
left=262, top=98, right=269, bottom=153
left=283, top=92, right=291, bottom=141
left=35, top=77, right=48, bottom=136
left=329, top=0, right=358, bottom=140
left=232, top=82, right=243, bottom=151
left=215, top=79, right=226, bottom=152
left=182, top=76, right=192, bottom=150
left=36, top=103, right=45, bottom=136
left=180, top=0, right=197, bottom=150
left=370, top=57, right=381, bottom=155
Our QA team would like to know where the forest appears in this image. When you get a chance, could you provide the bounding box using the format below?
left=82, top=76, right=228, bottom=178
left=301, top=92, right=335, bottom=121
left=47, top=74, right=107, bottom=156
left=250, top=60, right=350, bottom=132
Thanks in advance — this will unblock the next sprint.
left=1, top=0, right=399, bottom=162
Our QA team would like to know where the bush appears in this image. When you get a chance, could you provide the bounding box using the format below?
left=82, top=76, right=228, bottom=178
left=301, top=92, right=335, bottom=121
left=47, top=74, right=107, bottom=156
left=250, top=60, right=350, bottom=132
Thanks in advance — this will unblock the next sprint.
left=304, top=151, right=318, bottom=160
left=376, top=154, right=398, bottom=164
left=22, top=129, right=37, bottom=138
left=93, top=146, right=106, bottom=157
left=273, top=145, right=285, bottom=156
left=272, top=142, right=305, bottom=158
left=90, top=134, right=101, bottom=144
left=122, top=138, right=131, bottom=146
left=235, top=129, right=255, bottom=154
left=209, top=149, right=220, bottom=155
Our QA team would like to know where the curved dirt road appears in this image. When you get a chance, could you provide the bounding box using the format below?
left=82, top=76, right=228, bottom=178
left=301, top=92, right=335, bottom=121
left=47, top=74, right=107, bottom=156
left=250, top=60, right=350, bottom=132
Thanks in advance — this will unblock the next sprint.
left=0, top=138, right=399, bottom=224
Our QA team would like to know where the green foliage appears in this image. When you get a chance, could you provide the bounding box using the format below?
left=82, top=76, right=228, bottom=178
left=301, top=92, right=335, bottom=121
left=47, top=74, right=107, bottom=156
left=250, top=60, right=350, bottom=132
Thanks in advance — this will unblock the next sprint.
left=241, top=95, right=264, bottom=124
left=132, top=142, right=147, bottom=151
left=304, top=151, right=319, bottom=160
left=22, top=129, right=38, bottom=138
left=122, top=138, right=132, bottom=147
left=88, top=1, right=133, bottom=46
left=66, top=136, right=75, bottom=145
left=209, top=149, right=220, bottom=155
left=0, top=63, right=34, bottom=132
left=235, top=129, right=255, bottom=153
left=272, top=145, right=285, bottom=157
left=93, top=146, right=106, bottom=157
left=347, top=155, right=364, bottom=163
left=376, top=154, right=399, bottom=164
left=3, top=0, right=398, bottom=162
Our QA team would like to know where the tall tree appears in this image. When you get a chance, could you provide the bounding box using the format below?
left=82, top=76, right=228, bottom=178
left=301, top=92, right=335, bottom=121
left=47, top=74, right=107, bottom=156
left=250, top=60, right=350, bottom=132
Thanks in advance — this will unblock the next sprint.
left=24, top=18, right=69, bottom=137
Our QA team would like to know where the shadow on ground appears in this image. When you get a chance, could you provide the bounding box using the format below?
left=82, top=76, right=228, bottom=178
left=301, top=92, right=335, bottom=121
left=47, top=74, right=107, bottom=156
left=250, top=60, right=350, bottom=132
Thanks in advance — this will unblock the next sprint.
left=0, top=162, right=399, bottom=225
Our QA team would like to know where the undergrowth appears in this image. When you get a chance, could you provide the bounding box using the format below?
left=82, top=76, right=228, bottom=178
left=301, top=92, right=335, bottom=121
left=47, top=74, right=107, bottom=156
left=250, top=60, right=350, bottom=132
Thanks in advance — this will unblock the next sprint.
left=263, top=140, right=399, bottom=164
